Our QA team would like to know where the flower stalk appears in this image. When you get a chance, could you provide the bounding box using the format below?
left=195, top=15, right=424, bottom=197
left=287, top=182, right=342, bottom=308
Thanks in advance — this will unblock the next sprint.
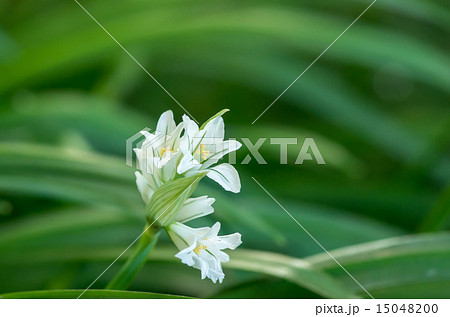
left=106, top=224, right=162, bottom=290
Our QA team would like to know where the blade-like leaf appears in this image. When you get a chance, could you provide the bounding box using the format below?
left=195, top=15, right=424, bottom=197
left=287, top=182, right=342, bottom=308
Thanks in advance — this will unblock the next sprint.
left=306, top=233, right=450, bottom=298
left=0, top=289, right=191, bottom=299
left=200, top=109, right=229, bottom=130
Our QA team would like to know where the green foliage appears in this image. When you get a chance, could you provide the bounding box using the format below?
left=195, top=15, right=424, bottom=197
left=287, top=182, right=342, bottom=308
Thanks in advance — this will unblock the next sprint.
left=0, top=289, right=191, bottom=299
left=0, top=0, right=448, bottom=298
left=306, top=233, right=450, bottom=298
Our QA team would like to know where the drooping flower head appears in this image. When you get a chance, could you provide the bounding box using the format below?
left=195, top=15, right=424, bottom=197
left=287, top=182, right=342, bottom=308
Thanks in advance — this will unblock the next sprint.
left=167, top=222, right=242, bottom=283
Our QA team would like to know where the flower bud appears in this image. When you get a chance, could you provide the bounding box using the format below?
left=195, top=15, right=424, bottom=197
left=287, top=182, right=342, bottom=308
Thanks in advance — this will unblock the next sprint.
left=146, top=172, right=207, bottom=226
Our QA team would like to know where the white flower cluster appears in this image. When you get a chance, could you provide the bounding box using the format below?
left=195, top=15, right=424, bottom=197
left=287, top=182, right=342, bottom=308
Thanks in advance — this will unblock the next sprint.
left=134, top=110, right=242, bottom=283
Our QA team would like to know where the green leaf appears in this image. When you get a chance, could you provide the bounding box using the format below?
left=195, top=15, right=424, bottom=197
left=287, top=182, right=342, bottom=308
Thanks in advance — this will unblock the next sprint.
left=221, top=249, right=357, bottom=299
left=0, top=289, right=191, bottom=299
left=147, top=172, right=207, bottom=226
left=306, top=233, right=450, bottom=298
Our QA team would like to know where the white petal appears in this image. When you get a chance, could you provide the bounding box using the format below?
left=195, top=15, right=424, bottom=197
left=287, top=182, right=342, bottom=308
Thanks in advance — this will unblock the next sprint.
left=198, top=257, right=209, bottom=280
left=218, top=233, right=242, bottom=250
left=177, top=151, right=201, bottom=174
left=134, top=148, right=144, bottom=170
left=174, top=241, right=197, bottom=266
left=140, top=132, right=163, bottom=159
left=206, top=268, right=225, bottom=284
left=181, top=115, right=199, bottom=151
left=203, top=117, right=224, bottom=140
left=167, top=222, right=209, bottom=250
left=173, top=196, right=215, bottom=223
left=160, top=151, right=181, bottom=182
left=207, top=163, right=241, bottom=193
left=156, top=110, right=176, bottom=135
left=167, top=122, right=184, bottom=150
left=201, top=139, right=242, bottom=169
left=207, top=222, right=221, bottom=238
left=182, top=114, right=199, bottom=137
left=215, top=250, right=230, bottom=263
left=134, top=150, right=162, bottom=187
left=135, top=171, right=154, bottom=204
left=134, top=147, right=155, bottom=172
left=140, top=130, right=155, bottom=142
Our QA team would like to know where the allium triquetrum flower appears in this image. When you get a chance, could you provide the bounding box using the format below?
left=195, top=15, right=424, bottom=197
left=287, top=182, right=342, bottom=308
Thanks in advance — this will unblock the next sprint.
left=167, top=222, right=242, bottom=283
left=131, top=110, right=242, bottom=283
left=134, top=110, right=242, bottom=204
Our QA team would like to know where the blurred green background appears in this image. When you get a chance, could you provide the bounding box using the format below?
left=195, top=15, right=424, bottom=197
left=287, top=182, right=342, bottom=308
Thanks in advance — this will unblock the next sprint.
left=0, top=0, right=449, bottom=299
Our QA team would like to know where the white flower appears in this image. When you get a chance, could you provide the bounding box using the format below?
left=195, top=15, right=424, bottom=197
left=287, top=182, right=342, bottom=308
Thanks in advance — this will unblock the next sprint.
left=134, top=110, right=184, bottom=203
left=134, top=110, right=242, bottom=205
left=177, top=115, right=242, bottom=193
left=167, top=222, right=242, bottom=283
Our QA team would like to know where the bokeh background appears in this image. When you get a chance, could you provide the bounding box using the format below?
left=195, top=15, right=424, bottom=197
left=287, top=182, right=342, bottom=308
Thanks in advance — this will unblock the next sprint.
left=0, top=0, right=449, bottom=298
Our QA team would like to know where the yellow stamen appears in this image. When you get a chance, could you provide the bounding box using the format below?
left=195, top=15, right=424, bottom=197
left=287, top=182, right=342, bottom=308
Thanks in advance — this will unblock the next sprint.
left=196, top=144, right=210, bottom=160
left=193, top=244, right=207, bottom=255
left=160, top=147, right=174, bottom=157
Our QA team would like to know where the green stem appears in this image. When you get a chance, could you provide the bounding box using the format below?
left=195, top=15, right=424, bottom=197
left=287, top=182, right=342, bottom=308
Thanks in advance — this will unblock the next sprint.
left=106, top=224, right=162, bottom=290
